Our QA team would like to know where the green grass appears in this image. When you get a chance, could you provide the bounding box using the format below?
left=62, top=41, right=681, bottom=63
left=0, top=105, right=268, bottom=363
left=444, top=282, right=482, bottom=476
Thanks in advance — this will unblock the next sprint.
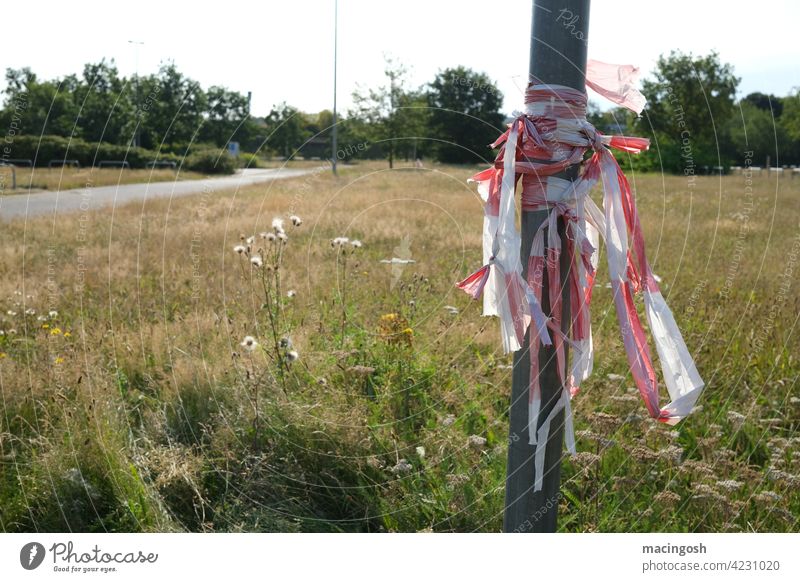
left=0, top=162, right=798, bottom=532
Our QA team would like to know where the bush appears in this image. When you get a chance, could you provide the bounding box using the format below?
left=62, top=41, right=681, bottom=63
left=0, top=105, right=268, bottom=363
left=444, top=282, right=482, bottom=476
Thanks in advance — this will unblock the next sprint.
left=2, top=135, right=181, bottom=169
left=237, top=152, right=262, bottom=168
left=183, top=150, right=237, bottom=175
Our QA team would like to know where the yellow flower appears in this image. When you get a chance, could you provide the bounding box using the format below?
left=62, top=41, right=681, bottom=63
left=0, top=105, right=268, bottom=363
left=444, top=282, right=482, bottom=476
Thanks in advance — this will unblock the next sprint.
left=55, top=357, right=64, bottom=364
left=402, top=327, right=414, bottom=335
left=0, top=352, right=7, bottom=359
left=42, top=323, right=50, bottom=329
left=50, top=327, right=62, bottom=336
left=64, top=331, right=72, bottom=338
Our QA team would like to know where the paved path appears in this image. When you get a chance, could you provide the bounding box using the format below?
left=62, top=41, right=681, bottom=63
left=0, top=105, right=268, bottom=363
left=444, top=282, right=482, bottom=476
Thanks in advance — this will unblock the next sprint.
left=0, top=168, right=312, bottom=221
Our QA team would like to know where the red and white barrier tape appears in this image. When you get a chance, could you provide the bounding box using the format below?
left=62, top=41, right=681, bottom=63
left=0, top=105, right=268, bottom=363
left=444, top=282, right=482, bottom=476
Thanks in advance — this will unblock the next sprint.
left=456, top=60, right=704, bottom=491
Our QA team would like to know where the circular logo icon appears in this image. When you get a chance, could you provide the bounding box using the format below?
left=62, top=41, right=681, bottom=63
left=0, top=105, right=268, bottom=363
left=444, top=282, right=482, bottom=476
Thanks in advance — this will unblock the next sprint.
left=20, top=542, right=46, bottom=570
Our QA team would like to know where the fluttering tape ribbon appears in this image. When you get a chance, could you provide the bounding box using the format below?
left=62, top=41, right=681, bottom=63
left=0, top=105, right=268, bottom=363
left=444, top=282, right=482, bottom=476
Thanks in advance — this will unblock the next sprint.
left=456, top=60, right=704, bottom=492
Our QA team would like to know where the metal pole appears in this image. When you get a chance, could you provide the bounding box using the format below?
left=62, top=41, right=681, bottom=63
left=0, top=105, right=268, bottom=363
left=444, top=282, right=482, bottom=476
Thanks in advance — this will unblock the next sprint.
left=331, top=0, right=339, bottom=175
left=128, top=40, right=144, bottom=148
left=503, top=0, right=589, bottom=533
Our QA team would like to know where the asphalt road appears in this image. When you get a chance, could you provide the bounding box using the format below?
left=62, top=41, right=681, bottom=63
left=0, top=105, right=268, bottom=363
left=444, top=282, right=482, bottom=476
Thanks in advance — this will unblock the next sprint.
left=0, top=168, right=312, bottom=221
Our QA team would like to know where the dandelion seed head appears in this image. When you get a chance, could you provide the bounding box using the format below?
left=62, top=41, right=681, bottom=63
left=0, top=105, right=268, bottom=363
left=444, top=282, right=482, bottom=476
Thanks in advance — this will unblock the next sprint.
left=290, top=215, right=302, bottom=226
left=250, top=255, right=263, bottom=267
left=246, top=236, right=255, bottom=245
left=233, top=245, right=247, bottom=255
left=350, top=239, right=362, bottom=248
left=287, top=289, right=296, bottom=298
left=415, top=446, right=426, bottom=459
left=277, top=232, right=288, bottom=243
left=272, top=217, right=285, bottom=234
left=286, top=350, right=299, bottom=363
left=49, top=310, right=58, bottom=318
left=240, top=336, right=258, bottom=351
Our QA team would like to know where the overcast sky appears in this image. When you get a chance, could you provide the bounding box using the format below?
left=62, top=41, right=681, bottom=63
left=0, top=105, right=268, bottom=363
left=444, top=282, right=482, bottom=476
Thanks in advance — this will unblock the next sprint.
left=3, top=1, right=797, bottom=116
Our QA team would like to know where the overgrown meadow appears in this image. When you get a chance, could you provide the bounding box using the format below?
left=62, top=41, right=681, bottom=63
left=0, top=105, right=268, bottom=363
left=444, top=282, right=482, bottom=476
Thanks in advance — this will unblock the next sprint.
left=0, top=163, right=798, bottom=532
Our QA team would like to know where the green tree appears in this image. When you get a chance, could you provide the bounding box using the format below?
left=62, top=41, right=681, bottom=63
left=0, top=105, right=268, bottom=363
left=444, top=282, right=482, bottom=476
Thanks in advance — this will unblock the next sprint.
left=73, top=60, right=134, bottom=145
left=264, top=102, right=307, bottom=159
left=136, top=62, right=207, bottom=150
left=201, top=85, right=254, bottom=148
left=640, top=51, right=739, bottom=170
left=350, top=56, right=428, bottom=168
left=1, top=67, right=80, bottom=139
left=426, top=66, right=504, bottom=164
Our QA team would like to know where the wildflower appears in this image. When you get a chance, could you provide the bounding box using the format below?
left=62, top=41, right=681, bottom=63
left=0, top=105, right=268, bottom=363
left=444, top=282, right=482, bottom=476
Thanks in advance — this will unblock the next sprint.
left=287, top=289, right=296, bottom=298
left=331, top=236, right=349, bottom=247
left=6, top=310, right=16, bottom=316
left=716, top=479, right=744, bottom=492
left=317, top=377, right=328, bottom=386
left=25, top=308, right=35, bottom=315
left=442, top=414, right=456, bottom=427
left=37, top=315, right=47, bottom=322
left=233, top=245, right=247, bottom=255
left=261, top=231, right=276, bottom=242
left=727, top=410, right=746, bottom=429
left=446, top=473, right=469, bottom=487
left=64, top=331, right=71, bottom=338
left=654, top=490, right=681, bottom=507
left=0, top=330, right=4, bottom=336
left=246, top=236, right=255, bottom=245
left=240, top=336, right=258, bottom=352
left=55, top=357, right=65, bottom=364
left=250, top=255, right=263, bottom=268
left=0, top=352, right=6, bottom=359
left=286, top=350, right=300, bottom=363
left=571, top=451, right=601, bottom=468
left=50, top=327, right=62, bottom=336
left=391, top=459, right=413, bottom=474
left=277, top=232, right=288, bottom=243
left=41, top=323, right=49, bottom=329
left=590, top=411, right=623, bottom=435
left=49, top=310, right=58, bottom=318
left=630, top=446, right=659, bottom=462
left=290, top=214, right=302, bottom=226
left=7, top=329, right=16, bottom=335
left=279, top=336, right=293, bottom=349
left=415, top=446, right=426, bottom=459
left=350, top=239, right=363, bottom=249
left=468, top=435, right=487, bottom=449
left=658, top=445, right=683, bottom=464
left=754, top=491, right=782, bottom=503
left=272, top=217, right=285, bottom=234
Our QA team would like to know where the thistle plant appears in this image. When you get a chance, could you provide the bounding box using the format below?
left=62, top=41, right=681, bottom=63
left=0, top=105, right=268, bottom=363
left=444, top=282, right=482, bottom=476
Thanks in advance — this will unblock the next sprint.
left=232, top=214, right=303, bottom=447
left=330, top=237, right=363, bottom=347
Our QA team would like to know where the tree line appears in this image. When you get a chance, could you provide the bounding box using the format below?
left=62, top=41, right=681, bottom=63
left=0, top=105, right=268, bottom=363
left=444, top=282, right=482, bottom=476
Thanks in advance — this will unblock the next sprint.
left=1, top=52, right=798, bottom=173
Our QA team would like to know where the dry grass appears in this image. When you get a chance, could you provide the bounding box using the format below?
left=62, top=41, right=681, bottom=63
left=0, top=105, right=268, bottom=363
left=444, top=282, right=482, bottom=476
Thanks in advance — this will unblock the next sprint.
left=0, top=160, right=798, bottom=532
left=0, top=166, right=211, bottom=193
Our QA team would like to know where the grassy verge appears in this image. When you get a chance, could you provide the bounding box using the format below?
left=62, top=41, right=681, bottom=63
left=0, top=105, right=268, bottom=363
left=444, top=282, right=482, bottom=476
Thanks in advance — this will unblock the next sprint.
left=0, top=163, right=798, bottom=532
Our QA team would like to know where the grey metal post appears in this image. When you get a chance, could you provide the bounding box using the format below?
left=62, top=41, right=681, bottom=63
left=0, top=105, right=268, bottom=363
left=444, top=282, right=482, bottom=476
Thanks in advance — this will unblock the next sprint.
left=331, top=0, right=339, bottom=175
left=503, top=0, right=589, bottom=533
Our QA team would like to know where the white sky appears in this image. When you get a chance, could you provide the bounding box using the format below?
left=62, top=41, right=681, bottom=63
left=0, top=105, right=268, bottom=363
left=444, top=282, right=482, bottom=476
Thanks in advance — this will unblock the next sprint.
left=2, top=0, right=798, bottom=117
